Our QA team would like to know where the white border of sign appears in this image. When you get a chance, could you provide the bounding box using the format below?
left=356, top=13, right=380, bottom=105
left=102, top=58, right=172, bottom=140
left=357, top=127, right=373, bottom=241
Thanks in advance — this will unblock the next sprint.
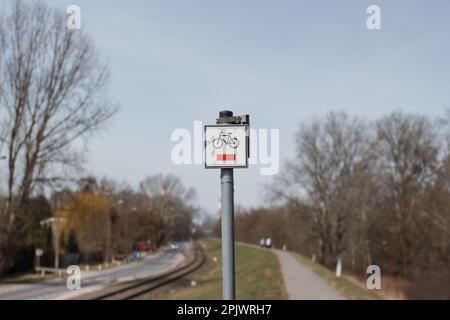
left=204, top=124, right=249, bottom=169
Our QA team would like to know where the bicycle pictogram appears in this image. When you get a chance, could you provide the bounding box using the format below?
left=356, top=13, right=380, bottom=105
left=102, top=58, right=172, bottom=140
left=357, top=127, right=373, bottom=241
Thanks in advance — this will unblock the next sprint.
left=212, top=131, right=240, bottom=149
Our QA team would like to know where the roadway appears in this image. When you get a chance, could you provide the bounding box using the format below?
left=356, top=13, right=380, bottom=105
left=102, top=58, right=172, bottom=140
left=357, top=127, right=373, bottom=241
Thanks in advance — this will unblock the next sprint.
left=0, top=242, right=188, bottom=300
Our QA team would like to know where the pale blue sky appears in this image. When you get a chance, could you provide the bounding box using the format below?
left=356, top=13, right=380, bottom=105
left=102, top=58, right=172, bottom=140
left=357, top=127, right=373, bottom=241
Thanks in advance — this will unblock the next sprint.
left=32, top=0, right=450, bottom=213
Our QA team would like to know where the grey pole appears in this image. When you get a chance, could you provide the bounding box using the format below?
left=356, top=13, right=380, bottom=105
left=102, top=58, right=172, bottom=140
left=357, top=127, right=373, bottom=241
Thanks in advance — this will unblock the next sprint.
left=219, top=110, right=236, bottom=300
left=53, top=194, right=60, bottom=273
left=36, top=254, right=40, bottom=270
left=55, top=221, right=60, bottom=271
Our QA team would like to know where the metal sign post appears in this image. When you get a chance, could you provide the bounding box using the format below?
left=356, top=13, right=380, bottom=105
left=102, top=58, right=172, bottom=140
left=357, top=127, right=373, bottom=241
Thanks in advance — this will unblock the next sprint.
left=221, top=165, right=235, bottom=300
left=205, top=110, right=249, bottom=300
left=35, top=248, right=43, bottom=271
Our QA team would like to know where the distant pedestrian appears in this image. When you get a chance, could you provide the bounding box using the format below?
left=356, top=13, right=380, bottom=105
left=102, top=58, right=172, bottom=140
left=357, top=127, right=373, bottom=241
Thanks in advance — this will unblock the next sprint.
left=260, top=238, right=265, bottom=247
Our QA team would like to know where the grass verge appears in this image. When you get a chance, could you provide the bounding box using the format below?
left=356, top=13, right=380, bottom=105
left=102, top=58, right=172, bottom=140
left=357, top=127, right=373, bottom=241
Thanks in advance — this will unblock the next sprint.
left=149, top=238, right=287, bottom=300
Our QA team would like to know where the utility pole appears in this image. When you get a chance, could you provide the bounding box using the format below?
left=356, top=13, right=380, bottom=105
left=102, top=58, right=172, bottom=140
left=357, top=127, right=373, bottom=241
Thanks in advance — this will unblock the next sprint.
left=160, top=183, right=168, bottom=240
left=40, top=217, right=65, bottom=273
left=205, top=110, right=249, bottom=300
left=117, top=199, right=126, bottom=255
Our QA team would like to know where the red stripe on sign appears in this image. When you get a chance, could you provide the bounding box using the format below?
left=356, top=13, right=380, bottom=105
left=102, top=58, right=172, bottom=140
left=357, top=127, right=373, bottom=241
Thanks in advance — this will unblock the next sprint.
left=217, top=154, right=236, bottom=161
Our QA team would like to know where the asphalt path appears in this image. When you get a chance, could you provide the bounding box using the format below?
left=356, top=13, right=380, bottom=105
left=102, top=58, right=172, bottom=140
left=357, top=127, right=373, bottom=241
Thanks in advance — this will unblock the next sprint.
left=0, top=242, right=188, bottom=300
left=275, top=249, right=346, bottom=300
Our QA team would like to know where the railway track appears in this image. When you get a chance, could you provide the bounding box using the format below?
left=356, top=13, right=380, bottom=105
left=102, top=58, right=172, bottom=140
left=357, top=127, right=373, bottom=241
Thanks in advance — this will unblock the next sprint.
left=90, top=242, right=205, bottom=300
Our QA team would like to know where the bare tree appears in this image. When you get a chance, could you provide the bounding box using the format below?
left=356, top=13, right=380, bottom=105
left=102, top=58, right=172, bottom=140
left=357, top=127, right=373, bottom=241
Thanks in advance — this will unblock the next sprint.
left=374, top=112, right=440, bottom=275
left=0, top=1, right=116, bottom=275
left=139, top=174, right=196, bottom=202
left=261, top=110, right=450, bottom=296
left=139, top=174, right=197, bottom=244
left=270, top=111, right=373, bottom=267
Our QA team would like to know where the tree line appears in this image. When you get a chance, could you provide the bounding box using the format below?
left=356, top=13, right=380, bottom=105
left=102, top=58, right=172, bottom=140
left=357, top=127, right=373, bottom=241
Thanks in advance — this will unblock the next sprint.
left=0, top=1, right=198, bottom=277
left=0, top=0, right=117, bottom=276
left=235, top=110, right=450, bottom=298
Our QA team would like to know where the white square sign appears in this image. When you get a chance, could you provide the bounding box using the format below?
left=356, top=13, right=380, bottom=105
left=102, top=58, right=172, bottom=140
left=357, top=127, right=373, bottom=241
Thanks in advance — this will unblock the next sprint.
left=205, top=125, right=248, bottom=168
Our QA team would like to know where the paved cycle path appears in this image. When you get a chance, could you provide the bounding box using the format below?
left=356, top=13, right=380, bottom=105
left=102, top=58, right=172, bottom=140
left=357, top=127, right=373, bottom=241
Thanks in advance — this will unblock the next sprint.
left=275, top=250, right=346, bottom=300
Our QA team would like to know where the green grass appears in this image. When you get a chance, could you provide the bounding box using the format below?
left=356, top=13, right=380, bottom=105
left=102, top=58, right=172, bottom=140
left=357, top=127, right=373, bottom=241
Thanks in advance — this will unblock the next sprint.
left=155, top=238, right=287, bottom=300
left=0, top=272, right=57, bottom=284
left=291, top=252, right=380, bottom=300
